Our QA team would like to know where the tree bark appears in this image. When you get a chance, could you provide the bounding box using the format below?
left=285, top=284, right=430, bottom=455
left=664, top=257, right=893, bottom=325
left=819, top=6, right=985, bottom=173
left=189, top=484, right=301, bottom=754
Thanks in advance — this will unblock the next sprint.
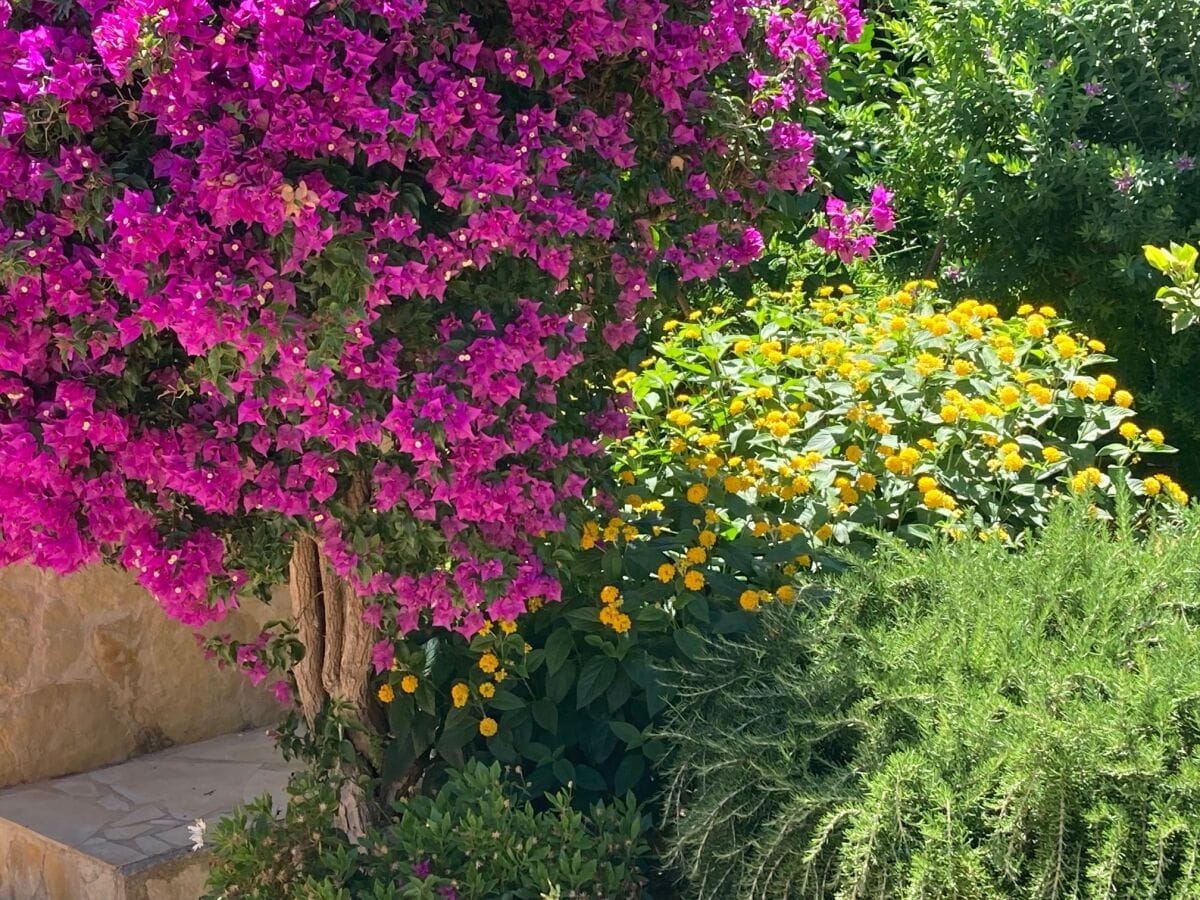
left=287, top=505, right=381, bottom=837
left=289, top=534, right=378, bottom=729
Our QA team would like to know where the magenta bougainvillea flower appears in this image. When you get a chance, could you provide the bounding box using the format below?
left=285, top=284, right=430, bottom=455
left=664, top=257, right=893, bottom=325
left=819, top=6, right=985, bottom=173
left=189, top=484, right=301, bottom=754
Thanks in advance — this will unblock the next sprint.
left=0, top=0, right=881, bottom=688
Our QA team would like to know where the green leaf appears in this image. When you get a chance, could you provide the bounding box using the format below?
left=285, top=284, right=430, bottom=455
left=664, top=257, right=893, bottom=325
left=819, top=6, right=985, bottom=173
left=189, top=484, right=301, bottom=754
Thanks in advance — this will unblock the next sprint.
left=552, top=757, right=576, bottom=787
left=899, top=523, right=936, bottom=543
left=386, top=695, right=414, bottom=735
left=437, top=708, right=477, bottom=756
left=1143, top=244, right=1172, bottom=272
left=489, top=691, right=526, bottom=711
left=381, top=731, right=419, bottom=784
left=413, top=680, right=437, bottom=716
left=546, top=659, right=576, bottom=704
left=532, top=698, right=559, bottom=733
left=601, top=546, right=623, bottom=580
left=673, top=626, right=707, bottom=660
left=613, top=754, right=646, bottom=796
left=576, top=655, right=617, bottom=709
left=543, top=627, right=574, bottom=676
left=574, top=764, right=608, bottom=792
left=609, top=720, right=644, bottom=747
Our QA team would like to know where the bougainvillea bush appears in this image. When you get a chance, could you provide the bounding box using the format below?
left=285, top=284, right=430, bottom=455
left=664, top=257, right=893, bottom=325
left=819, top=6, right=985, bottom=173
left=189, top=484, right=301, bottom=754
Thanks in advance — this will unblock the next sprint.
left=0, top=0, right=880, bottom=819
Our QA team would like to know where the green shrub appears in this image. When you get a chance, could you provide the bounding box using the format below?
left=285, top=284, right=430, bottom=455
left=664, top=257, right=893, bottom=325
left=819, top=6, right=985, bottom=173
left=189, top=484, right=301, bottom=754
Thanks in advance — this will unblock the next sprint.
left=659, top=502, right=1200, bottom=899
left=205, top=760, right=651, bottom=900
left=866, top=0, right=1200, bottom=483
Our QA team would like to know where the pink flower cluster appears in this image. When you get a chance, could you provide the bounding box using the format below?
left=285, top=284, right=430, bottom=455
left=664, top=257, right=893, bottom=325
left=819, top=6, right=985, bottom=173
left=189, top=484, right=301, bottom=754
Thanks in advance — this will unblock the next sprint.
left=812, top=184, right=896, bottom=263
left=0, top=0, right=870, bottom=675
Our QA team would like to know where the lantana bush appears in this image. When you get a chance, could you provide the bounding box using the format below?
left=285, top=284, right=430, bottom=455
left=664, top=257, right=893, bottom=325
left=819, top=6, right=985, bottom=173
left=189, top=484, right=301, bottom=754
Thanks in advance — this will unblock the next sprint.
left=583, top=277, right=1184, bottom=635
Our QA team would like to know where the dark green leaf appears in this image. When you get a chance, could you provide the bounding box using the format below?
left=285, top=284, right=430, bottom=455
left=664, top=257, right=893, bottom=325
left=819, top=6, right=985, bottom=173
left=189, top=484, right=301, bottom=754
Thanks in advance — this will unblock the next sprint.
left=576, top=655, right=617, bottom=709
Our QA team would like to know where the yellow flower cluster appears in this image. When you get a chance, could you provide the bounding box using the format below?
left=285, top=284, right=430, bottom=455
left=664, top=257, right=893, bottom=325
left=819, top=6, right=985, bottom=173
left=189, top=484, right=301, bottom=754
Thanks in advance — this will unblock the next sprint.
left=1143, top=473, right=1189, bottom=504
left=377, top=669, right=419, bottom=704
left=738, top=583, right=796, bottom=611
left=598, top=585, right=632, bottom=634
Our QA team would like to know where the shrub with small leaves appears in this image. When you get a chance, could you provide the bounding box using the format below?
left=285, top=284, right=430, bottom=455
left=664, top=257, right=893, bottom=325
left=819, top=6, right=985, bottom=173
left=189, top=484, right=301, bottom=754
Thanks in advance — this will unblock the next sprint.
left=204, top=760, right=651, bottom=900
left=864, top=0, right=1200, bottom=483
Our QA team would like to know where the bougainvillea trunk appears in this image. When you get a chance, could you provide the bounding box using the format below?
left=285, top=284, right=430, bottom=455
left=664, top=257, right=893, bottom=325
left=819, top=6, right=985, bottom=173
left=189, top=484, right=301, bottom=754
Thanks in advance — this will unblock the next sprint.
left=286, top=473, right=384, bottom=833
left=289, top=535, right=374, bottom=835
left=289, top=536, right=374, bottom=734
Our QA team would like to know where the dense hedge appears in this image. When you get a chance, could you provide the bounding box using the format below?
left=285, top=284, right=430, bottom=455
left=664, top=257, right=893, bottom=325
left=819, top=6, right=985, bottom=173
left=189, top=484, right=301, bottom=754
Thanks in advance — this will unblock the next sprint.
left=660, top=502, right=1200, bottom=898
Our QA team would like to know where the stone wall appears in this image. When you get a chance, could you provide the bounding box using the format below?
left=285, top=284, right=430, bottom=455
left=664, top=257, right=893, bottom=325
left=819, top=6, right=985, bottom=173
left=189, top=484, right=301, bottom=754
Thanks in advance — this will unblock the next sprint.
left=0, top=564, right=285, bottom=787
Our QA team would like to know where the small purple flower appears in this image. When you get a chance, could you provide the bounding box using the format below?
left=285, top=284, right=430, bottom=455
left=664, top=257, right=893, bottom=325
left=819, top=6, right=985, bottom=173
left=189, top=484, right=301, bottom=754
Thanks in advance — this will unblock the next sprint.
left=1042, top=57, right=1057, bottom=69
left=1169, top=81, right=1190, bottom=96
left=413, top=859, right=432, bottom=879
left=1113, top=173, right=1134, bottom=193
left=1070, top=139, right=1085, bottom=151
left=1176, top=155, right=1196, bottom=172
left=942, top=264, right=964, bottom=283
left=1083, top=81, right=1105, bottom=96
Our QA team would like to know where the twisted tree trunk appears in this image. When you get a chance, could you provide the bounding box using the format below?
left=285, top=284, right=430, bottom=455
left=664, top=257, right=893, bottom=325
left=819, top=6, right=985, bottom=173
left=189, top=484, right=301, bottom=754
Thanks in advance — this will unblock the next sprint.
left=289, top=534, right=376, bottom=727
left=287, top=476, right=381, bottom=837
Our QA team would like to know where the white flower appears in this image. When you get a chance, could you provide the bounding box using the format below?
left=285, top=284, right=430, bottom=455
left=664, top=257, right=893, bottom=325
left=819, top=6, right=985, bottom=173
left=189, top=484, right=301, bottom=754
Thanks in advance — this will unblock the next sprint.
left=187, top=818, right=206, bottom=852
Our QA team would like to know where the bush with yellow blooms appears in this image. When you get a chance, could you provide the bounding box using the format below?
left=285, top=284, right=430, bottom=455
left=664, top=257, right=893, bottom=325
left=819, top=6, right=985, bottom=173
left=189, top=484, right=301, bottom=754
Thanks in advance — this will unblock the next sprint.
left=581, top=278, right=1185, bottom=636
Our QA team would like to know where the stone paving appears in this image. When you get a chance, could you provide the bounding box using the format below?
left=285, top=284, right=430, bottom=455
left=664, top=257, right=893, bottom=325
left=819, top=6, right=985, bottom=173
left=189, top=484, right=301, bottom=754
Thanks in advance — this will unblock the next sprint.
left=0, top=729, right=298, bottom=899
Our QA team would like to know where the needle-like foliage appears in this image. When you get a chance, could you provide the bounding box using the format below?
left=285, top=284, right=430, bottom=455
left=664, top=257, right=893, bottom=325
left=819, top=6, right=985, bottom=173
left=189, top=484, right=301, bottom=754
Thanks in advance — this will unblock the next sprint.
left=660, top=501, right=1200, bottom=898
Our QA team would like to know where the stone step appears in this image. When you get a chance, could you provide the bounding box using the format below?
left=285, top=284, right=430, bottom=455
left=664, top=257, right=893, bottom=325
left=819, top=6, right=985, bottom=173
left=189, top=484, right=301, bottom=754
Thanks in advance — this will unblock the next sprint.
left=0, top=730, right=296, bottom=900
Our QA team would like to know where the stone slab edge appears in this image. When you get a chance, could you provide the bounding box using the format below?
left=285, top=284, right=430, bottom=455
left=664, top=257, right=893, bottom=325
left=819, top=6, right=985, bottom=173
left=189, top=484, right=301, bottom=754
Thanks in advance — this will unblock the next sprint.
left=0, top=814, right=123, bottom=899
left=0, top=813, right=213, bottom=900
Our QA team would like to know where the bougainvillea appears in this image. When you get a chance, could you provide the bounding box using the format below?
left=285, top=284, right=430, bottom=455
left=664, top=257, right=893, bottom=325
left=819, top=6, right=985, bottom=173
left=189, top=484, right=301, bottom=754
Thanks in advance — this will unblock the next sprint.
left=0, top=0, right=876, bottom=706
